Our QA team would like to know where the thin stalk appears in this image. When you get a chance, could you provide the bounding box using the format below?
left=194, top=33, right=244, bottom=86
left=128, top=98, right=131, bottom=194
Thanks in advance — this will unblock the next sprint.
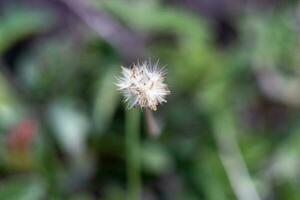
left=145, top=108, right=160, bottom=137
left=212, top=111, right=261, bottom=200
left=125, top=108, right=141, bottom=200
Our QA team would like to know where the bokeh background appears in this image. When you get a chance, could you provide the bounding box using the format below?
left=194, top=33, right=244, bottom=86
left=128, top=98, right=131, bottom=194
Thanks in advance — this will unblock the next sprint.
left=1, top=0, right=300, bottom=199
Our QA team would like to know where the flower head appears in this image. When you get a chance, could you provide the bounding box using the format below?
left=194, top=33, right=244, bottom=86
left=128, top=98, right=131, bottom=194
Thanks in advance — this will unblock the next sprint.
left=116, top=61, right=170, bottom=111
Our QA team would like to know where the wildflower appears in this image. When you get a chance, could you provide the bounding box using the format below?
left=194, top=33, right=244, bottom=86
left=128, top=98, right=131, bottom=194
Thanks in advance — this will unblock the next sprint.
left=116, top=61, right=170, bottom=111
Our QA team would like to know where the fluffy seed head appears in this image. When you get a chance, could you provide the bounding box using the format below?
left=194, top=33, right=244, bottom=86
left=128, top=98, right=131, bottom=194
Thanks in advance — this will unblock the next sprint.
left=116, top=61, right=170, bottom=111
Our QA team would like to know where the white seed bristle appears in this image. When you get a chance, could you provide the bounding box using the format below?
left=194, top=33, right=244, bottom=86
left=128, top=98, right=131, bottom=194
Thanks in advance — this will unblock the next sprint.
left=116, top=61, right=170, bottom=111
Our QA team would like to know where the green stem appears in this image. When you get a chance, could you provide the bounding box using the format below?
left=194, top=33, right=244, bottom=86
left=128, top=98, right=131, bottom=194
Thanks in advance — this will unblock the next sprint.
left=211, top=111, right=261, bottom=200
left=125, top=108, right=141, bottom=200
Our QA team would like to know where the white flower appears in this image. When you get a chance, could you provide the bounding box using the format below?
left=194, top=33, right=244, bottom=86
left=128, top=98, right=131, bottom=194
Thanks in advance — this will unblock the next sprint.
left=116, top=61, right=170, bottom=111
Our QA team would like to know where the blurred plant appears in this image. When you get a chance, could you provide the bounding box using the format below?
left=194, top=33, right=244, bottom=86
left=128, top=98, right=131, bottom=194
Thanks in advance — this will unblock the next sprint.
left=116, top=60, right=170, bottom=199
left=0, top=0, right=300, bottom=199
left=0, top=7, right=53, bottom=54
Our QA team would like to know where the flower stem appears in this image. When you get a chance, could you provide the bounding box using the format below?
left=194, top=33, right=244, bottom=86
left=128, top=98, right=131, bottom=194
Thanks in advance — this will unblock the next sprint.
left=145, top=108, right=160, bottom=137
left=125, top=108, right=141, bottom=200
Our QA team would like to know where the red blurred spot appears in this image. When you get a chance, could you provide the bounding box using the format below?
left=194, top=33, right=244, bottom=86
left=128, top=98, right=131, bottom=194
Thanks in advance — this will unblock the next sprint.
left=7, top=118, right=38, bottom=151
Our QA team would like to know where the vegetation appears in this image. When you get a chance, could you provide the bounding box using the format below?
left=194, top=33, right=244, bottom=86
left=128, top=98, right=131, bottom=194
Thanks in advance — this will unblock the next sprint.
left=0, top=0, right=300, bottom=199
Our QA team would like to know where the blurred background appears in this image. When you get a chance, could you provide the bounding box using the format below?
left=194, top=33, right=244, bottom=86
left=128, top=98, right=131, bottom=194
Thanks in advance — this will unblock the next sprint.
left=1, top=0, right=300, bottom=199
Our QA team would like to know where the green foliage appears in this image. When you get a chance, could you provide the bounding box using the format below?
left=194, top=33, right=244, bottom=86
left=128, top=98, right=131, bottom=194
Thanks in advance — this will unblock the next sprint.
left=0, top=7, right=53, bottom=54
left=0, top=0, right=300, bottom=199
